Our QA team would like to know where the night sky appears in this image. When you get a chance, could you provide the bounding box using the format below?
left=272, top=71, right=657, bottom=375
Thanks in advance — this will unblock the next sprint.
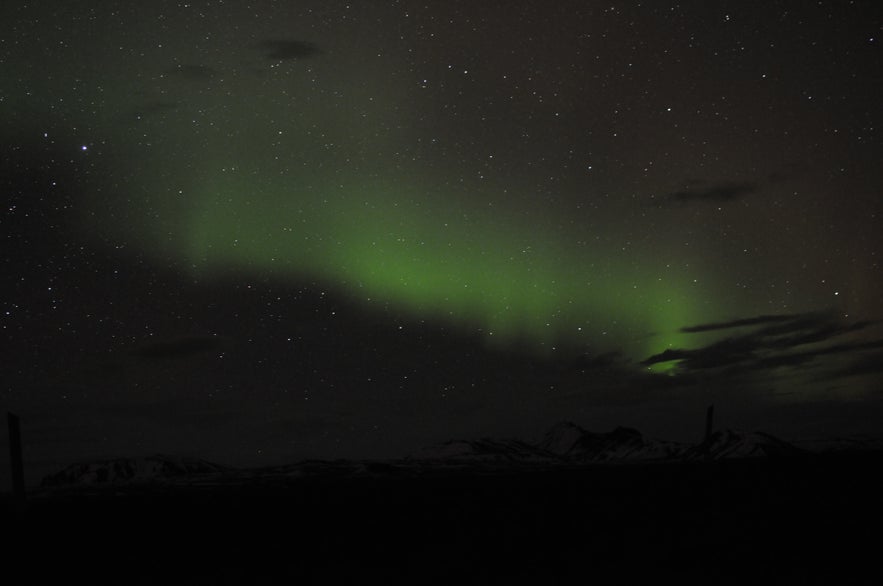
left=2, top=1, right=882, bottom=485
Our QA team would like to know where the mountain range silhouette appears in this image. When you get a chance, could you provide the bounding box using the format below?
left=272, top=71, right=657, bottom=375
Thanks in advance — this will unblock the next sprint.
left=40, top=422, right=817, bottom=489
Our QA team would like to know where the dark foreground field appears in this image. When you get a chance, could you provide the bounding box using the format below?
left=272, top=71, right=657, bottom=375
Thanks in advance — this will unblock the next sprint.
left=4, top=453, right=882, bottom=585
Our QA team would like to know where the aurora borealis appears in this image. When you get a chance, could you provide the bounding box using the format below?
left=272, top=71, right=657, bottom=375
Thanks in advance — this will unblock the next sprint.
left=177, top=167, right=713, bottom=359
left=51, top=9, right=720, bottom=360
left=2, top=1, right=882, bottom=482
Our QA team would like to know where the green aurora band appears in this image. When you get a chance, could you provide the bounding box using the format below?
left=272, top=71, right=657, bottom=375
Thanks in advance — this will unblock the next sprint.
left=3, top=31, right=722, bottom=367
left=154, top=166, right=716, bottom=365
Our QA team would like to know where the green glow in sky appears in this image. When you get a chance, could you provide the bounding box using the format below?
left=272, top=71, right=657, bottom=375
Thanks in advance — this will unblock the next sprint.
left=6, top=19, right=726, bottom=364
left=5, top=0, right=883, bottom=471
left=144, top=166, right=714, bottom=362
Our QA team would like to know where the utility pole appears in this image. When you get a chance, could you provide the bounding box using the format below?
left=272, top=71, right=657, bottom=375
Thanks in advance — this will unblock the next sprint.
left=8, top=412, right=25, bottom=503
left=702, top=405, right=715, bottom=462
left=704, top=404, right=715, bottom=444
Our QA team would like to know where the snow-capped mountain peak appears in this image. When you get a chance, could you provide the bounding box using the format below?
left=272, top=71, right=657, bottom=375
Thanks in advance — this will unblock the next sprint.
left=540, top=421, right=588, bottom=456
left=686, top=429, right=806, bottom=460
left=539, top=421, right=684, bottom=462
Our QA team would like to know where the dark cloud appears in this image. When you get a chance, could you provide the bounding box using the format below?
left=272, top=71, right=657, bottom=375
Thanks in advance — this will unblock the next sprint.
left=661, top=181, right=757, bottom=205
left=643, top=312, right=882, bottom=379
left=642, top=337, right=758, bottom=370
left=828, top=352, right=883, bottom=379
left=134, top=335, right=229, bottom=359
left=258, top=40, right=322, bottom=60
left=756, top=339, right=883, bottom=369
left=762, top=318, right=876, bottom=350
left=681, top=314, right=799, bottom=333
left=164, top=64, right=219, bottom=80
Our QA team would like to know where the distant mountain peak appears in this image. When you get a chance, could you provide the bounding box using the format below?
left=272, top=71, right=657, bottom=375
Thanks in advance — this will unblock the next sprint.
left=541, top=421, right=588, bottom=455
left=416, top=437, right=551, bottom=462
left=687, top=429, right=805, bottom=460
left=539, top=421, right=665, bottom=461
left=40, top=425, right=815, bottom=490
left=41, top=454, right=228, bottom=487
left=416, top=422, right=684, bottom=465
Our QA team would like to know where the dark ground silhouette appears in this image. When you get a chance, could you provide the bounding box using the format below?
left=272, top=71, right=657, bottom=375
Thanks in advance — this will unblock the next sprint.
left=4, top=451, right=882, bottom=585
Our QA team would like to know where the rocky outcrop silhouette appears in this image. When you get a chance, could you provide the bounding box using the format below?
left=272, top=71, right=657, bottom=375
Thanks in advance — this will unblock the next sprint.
left=39, top=423, right=813, bottom=489
left=41, top=454, right=229, bottom=487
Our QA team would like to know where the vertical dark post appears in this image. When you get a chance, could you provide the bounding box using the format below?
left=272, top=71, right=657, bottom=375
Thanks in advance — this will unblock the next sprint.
left=704, top=404, right=714, bottom=444
left=8, top=412, right=25, bottom=502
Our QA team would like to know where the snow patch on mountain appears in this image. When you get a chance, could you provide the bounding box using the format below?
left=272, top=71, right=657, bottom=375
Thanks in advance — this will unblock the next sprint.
left=416, top=438, right=552, bottom=462
left=540, top=422, right=685, bottom=462
left=417, top=422, right=687, bottom=465
left=685, top=429, right=806, bottom=460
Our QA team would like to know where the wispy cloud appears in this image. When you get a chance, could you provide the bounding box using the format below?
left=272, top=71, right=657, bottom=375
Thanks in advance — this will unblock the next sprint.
left=643, top=312, right=882, bottom=381
left=680, top=314, right=798, bottom=333
left=258, top=40, right=322, bottom=61
left=661, top=181, right=757, bottom=205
